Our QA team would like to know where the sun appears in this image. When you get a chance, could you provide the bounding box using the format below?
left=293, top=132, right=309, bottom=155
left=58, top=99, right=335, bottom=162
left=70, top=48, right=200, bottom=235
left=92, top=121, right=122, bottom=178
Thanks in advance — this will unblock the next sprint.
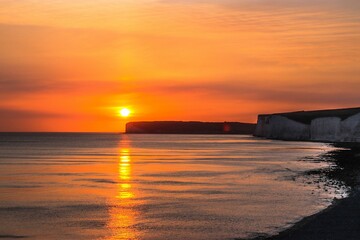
left=119, top=108, right=131, bottom=117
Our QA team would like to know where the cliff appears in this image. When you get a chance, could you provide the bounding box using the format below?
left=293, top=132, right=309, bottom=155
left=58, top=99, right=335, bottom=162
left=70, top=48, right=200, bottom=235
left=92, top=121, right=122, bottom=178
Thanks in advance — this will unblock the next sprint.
left=254, top=107, right=360, bottom=144
left=126, top=121, right=256, bottom=134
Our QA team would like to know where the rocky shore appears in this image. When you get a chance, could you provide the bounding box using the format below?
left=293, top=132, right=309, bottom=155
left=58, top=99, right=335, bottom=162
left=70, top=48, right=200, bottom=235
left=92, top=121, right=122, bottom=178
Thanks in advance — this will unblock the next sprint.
left=260, top=148, right=360, bottom=240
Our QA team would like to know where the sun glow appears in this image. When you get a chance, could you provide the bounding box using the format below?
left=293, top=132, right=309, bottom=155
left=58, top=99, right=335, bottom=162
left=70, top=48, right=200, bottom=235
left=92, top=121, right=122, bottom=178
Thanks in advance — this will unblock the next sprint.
left=119, top=108, right=131, bottom=117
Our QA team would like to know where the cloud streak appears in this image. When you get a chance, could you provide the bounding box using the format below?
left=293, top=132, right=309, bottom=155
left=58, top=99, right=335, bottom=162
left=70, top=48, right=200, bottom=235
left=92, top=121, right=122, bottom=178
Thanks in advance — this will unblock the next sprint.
left=0, top=108, right=63, bottom=119
left=139, top=80, right=360, bottom=106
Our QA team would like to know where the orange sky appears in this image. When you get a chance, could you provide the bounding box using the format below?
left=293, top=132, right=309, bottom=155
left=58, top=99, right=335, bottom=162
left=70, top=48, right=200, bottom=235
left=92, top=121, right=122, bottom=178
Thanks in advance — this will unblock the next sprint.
left=1, top=0, right=360, bottom=132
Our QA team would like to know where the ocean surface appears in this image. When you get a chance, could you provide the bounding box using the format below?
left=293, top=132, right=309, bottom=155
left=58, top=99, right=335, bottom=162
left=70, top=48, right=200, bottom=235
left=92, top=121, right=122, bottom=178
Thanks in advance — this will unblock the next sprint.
left=0, top=133, right=348, bottom=239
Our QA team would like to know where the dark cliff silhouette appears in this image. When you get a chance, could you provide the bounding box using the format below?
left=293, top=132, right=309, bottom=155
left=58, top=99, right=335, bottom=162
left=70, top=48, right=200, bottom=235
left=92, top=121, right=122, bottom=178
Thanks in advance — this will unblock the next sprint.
left=126, top=121, right=256, bottom=134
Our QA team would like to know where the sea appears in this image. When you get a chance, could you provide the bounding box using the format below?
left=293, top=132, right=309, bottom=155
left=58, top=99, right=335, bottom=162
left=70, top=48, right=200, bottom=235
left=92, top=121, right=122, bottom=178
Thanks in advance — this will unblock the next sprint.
left=0, top=133, right=348, bottom=239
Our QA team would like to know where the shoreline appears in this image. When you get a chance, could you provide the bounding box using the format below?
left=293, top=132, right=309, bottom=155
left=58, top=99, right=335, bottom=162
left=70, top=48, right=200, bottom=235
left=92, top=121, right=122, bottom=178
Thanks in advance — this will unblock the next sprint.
left=256, top=148, right=360, bottom=240
left=265, top=188, right=360, bottom=240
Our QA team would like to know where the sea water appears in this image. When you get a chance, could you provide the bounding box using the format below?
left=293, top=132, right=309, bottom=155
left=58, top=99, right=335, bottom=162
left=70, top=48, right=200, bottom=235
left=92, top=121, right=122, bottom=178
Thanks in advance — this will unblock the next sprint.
left=0, top=133, right=346, bottom=239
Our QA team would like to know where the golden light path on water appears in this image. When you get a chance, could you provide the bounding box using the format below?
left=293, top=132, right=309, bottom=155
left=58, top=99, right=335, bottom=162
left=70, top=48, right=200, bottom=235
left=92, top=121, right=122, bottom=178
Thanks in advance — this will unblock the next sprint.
left=107, top=137, right=138, bottom=240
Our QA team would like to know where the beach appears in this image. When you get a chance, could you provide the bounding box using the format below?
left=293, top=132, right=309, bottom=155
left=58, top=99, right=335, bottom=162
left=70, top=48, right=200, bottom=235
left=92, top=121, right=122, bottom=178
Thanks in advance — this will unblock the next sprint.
left=262, top=149, right=360, bottom=240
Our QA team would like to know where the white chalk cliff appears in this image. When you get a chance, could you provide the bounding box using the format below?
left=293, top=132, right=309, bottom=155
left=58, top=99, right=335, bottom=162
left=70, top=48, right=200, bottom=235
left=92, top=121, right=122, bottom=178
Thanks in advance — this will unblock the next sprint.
left=254, top=108, right=360, bottom=143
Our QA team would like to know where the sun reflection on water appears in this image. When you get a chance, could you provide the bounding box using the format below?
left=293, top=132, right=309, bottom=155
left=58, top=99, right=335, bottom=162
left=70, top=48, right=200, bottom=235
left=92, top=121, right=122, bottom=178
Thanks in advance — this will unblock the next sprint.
left=106, top=137, right=138, bottom=240
left=117, top=148, right=134, bottom=199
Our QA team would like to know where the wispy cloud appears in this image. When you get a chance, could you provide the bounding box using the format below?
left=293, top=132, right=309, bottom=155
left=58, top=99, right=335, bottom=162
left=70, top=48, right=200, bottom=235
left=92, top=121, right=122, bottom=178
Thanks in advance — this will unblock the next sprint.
left=162, top=0, right=360, bottom=11
left=139, top=79, right=360, bottom=106
left=0, top=108, right=63, bottom=119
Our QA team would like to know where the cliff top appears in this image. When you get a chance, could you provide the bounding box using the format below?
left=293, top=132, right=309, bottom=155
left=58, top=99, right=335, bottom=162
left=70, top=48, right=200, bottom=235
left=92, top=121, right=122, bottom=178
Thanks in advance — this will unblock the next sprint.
left=259, top=107, right=360, bottom=124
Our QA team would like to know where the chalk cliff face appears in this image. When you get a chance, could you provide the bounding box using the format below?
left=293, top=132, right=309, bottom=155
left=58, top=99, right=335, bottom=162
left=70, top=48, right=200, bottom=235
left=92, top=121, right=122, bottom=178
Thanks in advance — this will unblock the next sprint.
left=255, top=115, right=309, bottom=140
left=310, top=117, right=341, bottom=142
left=340, top=113, right=360, bottom=142
left=255, top=108, right=360, bottom=143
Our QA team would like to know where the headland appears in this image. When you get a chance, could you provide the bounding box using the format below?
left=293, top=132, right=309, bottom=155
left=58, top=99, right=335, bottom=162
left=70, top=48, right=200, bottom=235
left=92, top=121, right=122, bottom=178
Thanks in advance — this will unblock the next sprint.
left=254, top=107, right=360, bottom=147
left=126, top=121, right=256, bottom=134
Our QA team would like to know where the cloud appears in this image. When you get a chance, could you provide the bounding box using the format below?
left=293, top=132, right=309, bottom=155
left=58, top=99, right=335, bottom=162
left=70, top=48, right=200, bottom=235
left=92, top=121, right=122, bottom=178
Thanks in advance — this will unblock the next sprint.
left=0, top=78, right=51, bottom=94
left=0, top=108, right=64, bottom=119
left=161, top=0, right=360, bottom=11
left=139, top=79, right=360, bottom=106
left=0, top=23, right=129, bottom=99
left=0, top=77, right=125, bottom=100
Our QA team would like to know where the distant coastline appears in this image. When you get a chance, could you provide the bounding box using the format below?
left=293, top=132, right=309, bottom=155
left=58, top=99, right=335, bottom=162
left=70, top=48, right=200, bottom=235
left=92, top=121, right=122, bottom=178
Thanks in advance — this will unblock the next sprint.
left=126, top=121, right=256, bottom=134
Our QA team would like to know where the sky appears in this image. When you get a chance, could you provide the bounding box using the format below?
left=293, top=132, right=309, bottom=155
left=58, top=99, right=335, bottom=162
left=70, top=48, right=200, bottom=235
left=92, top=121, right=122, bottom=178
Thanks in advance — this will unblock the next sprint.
left=0, top=0, right=360, bottom=132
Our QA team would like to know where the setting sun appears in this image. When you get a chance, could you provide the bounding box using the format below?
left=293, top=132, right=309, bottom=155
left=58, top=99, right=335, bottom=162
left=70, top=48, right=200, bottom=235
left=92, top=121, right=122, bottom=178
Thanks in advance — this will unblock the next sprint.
left=119, top=108, right=131, bottom=118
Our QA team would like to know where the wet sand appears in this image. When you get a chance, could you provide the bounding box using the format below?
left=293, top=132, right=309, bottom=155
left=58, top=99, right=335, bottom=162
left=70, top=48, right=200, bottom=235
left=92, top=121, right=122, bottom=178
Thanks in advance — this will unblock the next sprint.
left=264, top=149, right=360, bottom=240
